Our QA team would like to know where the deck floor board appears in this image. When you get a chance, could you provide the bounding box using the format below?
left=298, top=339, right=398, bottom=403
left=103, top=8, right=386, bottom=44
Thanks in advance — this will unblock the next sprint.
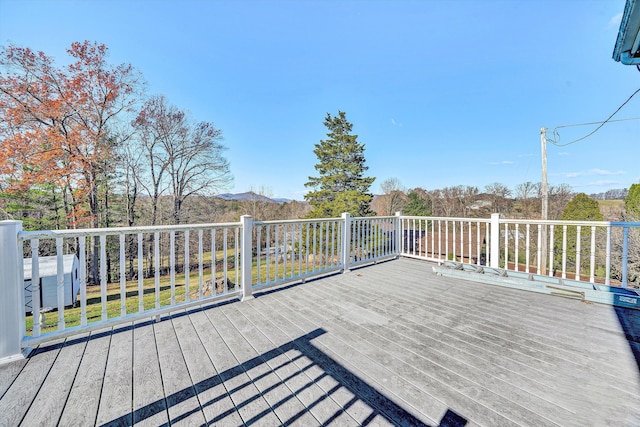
left=1, top=258, right=639, bottom=426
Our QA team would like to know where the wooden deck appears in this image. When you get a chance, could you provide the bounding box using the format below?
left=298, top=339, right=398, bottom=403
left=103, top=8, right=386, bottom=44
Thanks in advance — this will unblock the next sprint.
left=1, top=258, right=639, bottom=426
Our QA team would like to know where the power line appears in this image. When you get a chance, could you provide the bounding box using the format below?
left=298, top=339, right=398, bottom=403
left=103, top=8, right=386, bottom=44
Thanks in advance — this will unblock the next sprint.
left=548, top=88, right=640, bottom=147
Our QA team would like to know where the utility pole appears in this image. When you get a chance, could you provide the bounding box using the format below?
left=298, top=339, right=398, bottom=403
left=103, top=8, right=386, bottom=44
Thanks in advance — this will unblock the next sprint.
left=540, top=127, right=548, bottom=275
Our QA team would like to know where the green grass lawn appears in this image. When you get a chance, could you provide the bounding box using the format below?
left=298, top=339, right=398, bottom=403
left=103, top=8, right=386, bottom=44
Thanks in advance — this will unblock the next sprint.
left=27, top=265, right=240, bottom=336
left=25, top=252, right=337, bottom=336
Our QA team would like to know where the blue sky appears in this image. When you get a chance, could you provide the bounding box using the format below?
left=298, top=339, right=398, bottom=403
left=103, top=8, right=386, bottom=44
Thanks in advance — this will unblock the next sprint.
left=1, top=0, right=639, bottom=200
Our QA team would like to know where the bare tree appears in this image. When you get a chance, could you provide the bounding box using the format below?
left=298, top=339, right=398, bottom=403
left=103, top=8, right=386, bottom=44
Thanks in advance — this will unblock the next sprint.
left=133, top=96, right=174, bottom=226
left=547, top=183, right=574, bottom=220
left=515, top=181, right=540, bottom=218
left=379, top=177, right=407, bottom=216
left=133, top=95, right=232, bottom=225
left=167, top=119, right=231, bottom=224
left=459, top=185, right=479, bottom=217
left=485, top=182, right=512, bottom=214
left=243, top=186, right=279, bottom=220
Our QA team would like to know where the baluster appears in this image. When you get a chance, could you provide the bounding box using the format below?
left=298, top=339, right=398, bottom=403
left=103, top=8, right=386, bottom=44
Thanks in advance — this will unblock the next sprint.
left=525, top=224, right=530, bottom=273
left=536, top=224, right=542, bottom=274
left=283, top=224, right=288, bottom=278
left=452, top=221, right=457, bottom=261
left=605, top=225, right=611, bottom=286
left=503, top=223, right=509, bottom=269
left=438, top=220, right=442, bottom=261
left=154, top=232, right=160, bottom=308
left=476, top=222, right=480, bottom=265
left=589, top=226, right=596, bottom=284
left=561, top=225, right=567, bottom=279
left=79, top=237, right=87, bottom=326
left=138, top=232, right=144, bottom=311
left=31, top=239, right=41, bottom=337
left=468, top=221, right=472, bottom=264
left=274, top=225, right=279, bottom=279
left=100, top=235, right=107, bottom=322
left=170, top=231, right=176, bottom=305
left=234, top=227, right=240, bottom=287
left=549, top=225, right=555, bottom=277
left=119, top=234, right=126, bottom=316
left=622, top=226, right=629, bottom=288
left=212, top=229, right=218, bottom=292
left=265, top=226, right=270, bottom=282
left=305, top=223, right=310, bottom=274
left=198, top=230, right=204, bottom=299
left=445, top=221, right=449, bottom=261
left=514, top=224, right=519, bottom=272
left=55, top=239, right=66, bottom=330
left=223, top=228, right=228, bottom=292
left=312, top=222, right=317, bottom=272
left=184, top=230, right=190, bottom=302
left=575, top=225, right=581, bottom=281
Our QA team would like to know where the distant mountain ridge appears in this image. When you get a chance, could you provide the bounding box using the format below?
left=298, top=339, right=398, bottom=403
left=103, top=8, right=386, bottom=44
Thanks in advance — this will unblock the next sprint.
left=216, top=191, right=291, bottom=204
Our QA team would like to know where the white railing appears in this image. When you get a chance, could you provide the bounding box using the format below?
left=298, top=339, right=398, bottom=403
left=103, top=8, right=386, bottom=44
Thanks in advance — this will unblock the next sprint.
left=2, top=212, right=640, bottom=363
left=399, top=216, right=491, bottom=266
left=399, top=214, right=640, bottom=288
left=252, top=214, right=399, bottom=290
left=0, top=213, right=402, bottom=363
left=253, top=217, right=343, bottom=288
left=15, top=221, right=244, bottom=342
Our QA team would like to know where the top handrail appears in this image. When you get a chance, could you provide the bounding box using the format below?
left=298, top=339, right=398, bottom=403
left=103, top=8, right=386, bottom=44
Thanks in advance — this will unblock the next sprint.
left=18, top=221, right=243, bottom=241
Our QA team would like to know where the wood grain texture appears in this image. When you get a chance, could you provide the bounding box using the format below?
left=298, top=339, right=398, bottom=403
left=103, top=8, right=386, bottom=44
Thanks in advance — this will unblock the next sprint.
left=95, top=324, right=134, bottom=426
left=0, top=339, right=64, bottom=426
left=21, top=333, right=89, bottom=426
left=1, top=258, right=638, bottom=427
left=57, top=328, right=112, bottom=427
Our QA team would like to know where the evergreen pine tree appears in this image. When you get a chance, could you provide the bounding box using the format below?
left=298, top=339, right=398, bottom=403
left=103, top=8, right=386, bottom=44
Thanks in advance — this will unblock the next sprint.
left=403, top=190, right=432, bottom=217
left=304, top=111, right=375, bottom=217
left=624, top=183, right=640, bottom=220
left=553, top=193, right=603, bottom=274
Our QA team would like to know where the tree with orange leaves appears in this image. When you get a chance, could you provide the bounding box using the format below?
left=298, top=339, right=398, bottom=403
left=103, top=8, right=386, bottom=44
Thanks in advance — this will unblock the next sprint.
left=0, top=41, right=143, bottom=282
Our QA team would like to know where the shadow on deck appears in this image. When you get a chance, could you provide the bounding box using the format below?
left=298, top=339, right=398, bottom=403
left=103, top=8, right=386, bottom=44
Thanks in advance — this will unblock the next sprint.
left=103, top=324, right=466, bottom=427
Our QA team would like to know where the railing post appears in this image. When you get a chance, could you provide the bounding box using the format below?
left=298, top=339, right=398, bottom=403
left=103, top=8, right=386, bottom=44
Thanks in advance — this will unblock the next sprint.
left=395, top=212, right=402, bottom=257
left=241, top=215, right=254, bottom=301
left=341, top=212, right=351, bottom=273
left=0, top=220, right=28, bottom=364
left=490, top=213, right=500, bottom=268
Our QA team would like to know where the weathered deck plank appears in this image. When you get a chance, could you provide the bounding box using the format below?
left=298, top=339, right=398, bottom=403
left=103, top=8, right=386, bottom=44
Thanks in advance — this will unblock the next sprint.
left=294, top=278, right=566, bottom=426
left=0, top=356, right=27, bottom=398
left=206, top=305, right=309, bottom=425
left=95, top=324, right=133, bottom=426
left=197, top=307, right=282, bottom=426
left=218, top=302, right=355, bottom=426
left=234, top=300, right=395, bottom=427
left=20, top=333, right=89, bottom=426
left=1, top=258, right=639, bottom=427
left=0, top=339, right=64, bottom=426
left=182, top=309, right=245, bottom=426
left=154, top=311, right=206, bottom=426
left=250, top=291, right=444, bottom=427
left=58, top=328, right=112, bottom=427
left=132, top=319, right=168, bottom=427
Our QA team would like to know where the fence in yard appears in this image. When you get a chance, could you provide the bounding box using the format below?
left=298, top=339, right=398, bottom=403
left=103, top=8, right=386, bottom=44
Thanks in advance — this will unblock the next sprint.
left=2, top=212, right=639, bottom=363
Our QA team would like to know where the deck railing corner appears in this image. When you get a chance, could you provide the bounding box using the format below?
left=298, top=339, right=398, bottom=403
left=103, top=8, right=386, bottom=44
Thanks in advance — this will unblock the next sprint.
left=0, top=220, right=28, bottom=364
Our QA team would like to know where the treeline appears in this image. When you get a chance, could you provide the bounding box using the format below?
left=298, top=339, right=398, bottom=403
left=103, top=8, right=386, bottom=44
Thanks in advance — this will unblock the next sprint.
left=372, top=179, right=579, bottom=220
left=589, top=188, right=629, bottom=200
